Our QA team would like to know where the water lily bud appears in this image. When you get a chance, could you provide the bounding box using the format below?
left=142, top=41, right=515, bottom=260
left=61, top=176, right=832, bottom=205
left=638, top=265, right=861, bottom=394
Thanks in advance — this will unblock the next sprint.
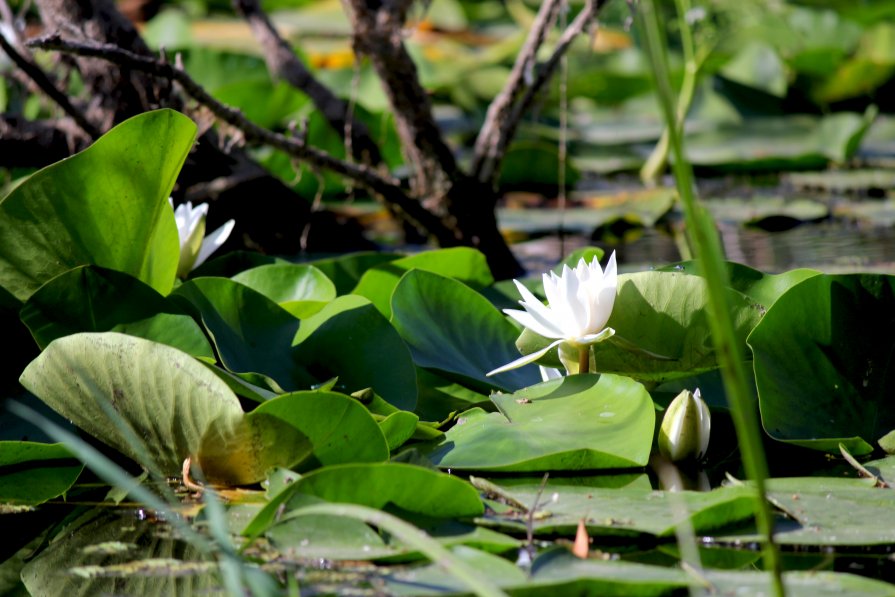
left=658, top=388, right=710, bottom=462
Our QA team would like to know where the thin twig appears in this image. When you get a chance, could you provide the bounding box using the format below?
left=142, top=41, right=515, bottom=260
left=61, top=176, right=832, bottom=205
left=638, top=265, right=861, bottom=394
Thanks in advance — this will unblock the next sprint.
left=232, top=0, right=382, bottom=165
left=28, top=34, right=458, bottom=245
left=471, top=0, right=562, bottom=180
left=0, top=33, right=101, bottom=139
left=473, top=0, right=603, bottom=186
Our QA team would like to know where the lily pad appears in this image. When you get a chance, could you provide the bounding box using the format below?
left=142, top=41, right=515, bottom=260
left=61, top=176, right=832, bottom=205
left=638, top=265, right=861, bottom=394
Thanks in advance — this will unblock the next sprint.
left=111, top=313, right=215, bottom=361
left=0, top=442, right=82, bottom=505
left=703, top=197, right=828, bottom=229
left=20, top=266, right=175, bottom=349
left=0, top=109, right=193, bottom=301
left=18, top=332, right=306, bottom=483
left=749, top=274, right=895, bottom=454
left=243, top=462, right=484, bottom=538
left=231, top=263, right=336, bottom=318
left=658, top=261, right=821, bottom=310
left=474, top=477, right=756, bottom=537
left=308, top=251, right=401, bottom=295
left=291, top=295, right=417, bottom=411
left=426, top=374, right=655, bottom=472
left=390, top=269, right=541, bottom=393
left=352, top=247, right=494, bottom=318
left=249, top=390, right=389, bottom=467
left=172, top=277, right=300, bottom=389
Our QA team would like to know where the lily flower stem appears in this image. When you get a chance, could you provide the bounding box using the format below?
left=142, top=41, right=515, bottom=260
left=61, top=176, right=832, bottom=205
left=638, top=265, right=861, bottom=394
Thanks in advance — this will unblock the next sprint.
left=578, top=346, right=589, bottom=374
left=637, top=2, right=784, bottom=596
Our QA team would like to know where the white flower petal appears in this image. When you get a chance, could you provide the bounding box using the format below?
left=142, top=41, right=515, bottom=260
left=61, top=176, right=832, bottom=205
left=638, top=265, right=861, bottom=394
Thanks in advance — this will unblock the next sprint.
left=503, top=308, right=563, bottom=340
left=194, top=219, right=235, bottom=269
left=486, top=338, right=565, bottom=377
left=573, top=326, right=615, bottom=346
left=512, top=280, right=561, bottom=333
left=538, top=366, right=563, bottom=381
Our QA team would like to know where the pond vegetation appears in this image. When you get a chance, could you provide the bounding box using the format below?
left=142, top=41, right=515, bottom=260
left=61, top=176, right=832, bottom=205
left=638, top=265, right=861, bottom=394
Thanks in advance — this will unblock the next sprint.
left=2, top=0, right=895, bottom=595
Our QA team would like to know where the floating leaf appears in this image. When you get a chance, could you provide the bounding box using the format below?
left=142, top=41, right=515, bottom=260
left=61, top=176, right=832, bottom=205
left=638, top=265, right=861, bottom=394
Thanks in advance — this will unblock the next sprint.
left=391, top=269, right=541, bottom=393
left=0, top=109, right=194, bottom=301
left=309, top=252, right=401, bottom=295
left=231, top=263, right=336, bottom=318
left=20, top=266, right=175, bottom=349
left=426, top=374, right=654, bottom=472
left=0, top=442, right=82, bottom=505
left=353, top=248, right=494, bottom=318
left=749, top=274, right=895, bottom=454
left=172, top=277, right=299, bottom=389
left=21, top=509, right=221, bottom=596
left=291, top=295, right=417, bottom=411
left=249, top=390, right=389, bottom=467
left=475, top=476, right=755, bottom=537
left=244, top=463, right=483, bottom=538
left=19, top=333, right=243, bottom=476
left=111, top=313, right=215, bottom=362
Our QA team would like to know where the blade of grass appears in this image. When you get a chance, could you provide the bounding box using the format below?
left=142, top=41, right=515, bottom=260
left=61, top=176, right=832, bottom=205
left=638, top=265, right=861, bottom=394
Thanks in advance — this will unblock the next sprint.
left=279, top=503, right=509, bottom=597
left=634, top=2, right=784, bottom=595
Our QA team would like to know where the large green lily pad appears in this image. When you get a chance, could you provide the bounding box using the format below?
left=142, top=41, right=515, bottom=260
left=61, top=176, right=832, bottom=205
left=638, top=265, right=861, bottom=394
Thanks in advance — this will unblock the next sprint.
left=352, top=248, right=494, bottom=318
left=426, top=374, right=654, bottom=472
left=391, top=269, right=541, bottom=393
left=18, top=333, right=307, bottom=483
left=20, top=266, right=174, bottom=349
left=172, top=277, right=300, bottom=389
left=474, top=477, right=756, bottom=537
left=749, top=274, right=895, bottom=454
left=243, top=462, right=484, bottom=538
left=249, top=390, right=389, bottom=467
left=231, top=263, right=336, bottom=318
left=0, top=109, right=193, bottom=301
left=291, top=295, right=417, bottom=411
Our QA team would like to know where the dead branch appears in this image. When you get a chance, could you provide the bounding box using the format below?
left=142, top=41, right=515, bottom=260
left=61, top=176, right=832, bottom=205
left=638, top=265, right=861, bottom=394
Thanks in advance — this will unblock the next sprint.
left=471, top=0, right=563, bottom=182
left=473, top=0, right=603, bottom=186
left=232, top=0, right=382, bottom=166
left=0, top=116, right=90, bottom=167
left=0, top=34, right=101, bottom=139
left=28, top=34, right=458, bottom=245
left=344, top=0, right=460, bottom=200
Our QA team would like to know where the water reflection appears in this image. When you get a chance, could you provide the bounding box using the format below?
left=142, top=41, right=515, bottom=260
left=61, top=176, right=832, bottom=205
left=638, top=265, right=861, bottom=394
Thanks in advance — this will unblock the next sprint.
left=512, top=221, right=895, bottom=275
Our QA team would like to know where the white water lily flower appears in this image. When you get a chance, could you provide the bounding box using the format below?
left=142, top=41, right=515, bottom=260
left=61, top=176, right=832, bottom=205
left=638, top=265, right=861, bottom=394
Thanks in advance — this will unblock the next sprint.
left=658, top=388, right=711, bottom=462
left=487, top=251, right=618, bottom=376
left=170, top=199, right=235, bottom=278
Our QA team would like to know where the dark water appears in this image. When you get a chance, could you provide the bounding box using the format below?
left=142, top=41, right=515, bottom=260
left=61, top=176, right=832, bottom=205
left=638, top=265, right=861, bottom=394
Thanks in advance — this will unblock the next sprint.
left=511, top=221, right=895, bottom=275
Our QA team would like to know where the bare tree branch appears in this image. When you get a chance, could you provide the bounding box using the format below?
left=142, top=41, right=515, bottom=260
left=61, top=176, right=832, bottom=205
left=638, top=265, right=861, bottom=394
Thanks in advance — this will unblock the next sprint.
left=471, top=0, right=562, bottom=181
left=0, top=116, right=90, bottom=167
left=344, top=0, right=460, bottom=200
left=28, top=34, right=459, bottom=245
left=0, top=34, right=101, bottom=139
left=473, top=0, right=603, bottom=186
left=232, top=0, right=383, bottom=166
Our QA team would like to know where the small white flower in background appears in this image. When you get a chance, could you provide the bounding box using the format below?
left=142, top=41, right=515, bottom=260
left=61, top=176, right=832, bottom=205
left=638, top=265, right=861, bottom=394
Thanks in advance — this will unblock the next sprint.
left=487, top=251, right=618, bottom=376
left=658, top=388, right=711, bottom=463
left=170, top=199, right=235, bottom=278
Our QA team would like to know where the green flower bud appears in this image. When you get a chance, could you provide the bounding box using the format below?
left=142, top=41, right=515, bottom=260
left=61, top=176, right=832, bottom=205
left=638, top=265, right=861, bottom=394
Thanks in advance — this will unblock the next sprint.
left=658, top=388, right=710, bottom=462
